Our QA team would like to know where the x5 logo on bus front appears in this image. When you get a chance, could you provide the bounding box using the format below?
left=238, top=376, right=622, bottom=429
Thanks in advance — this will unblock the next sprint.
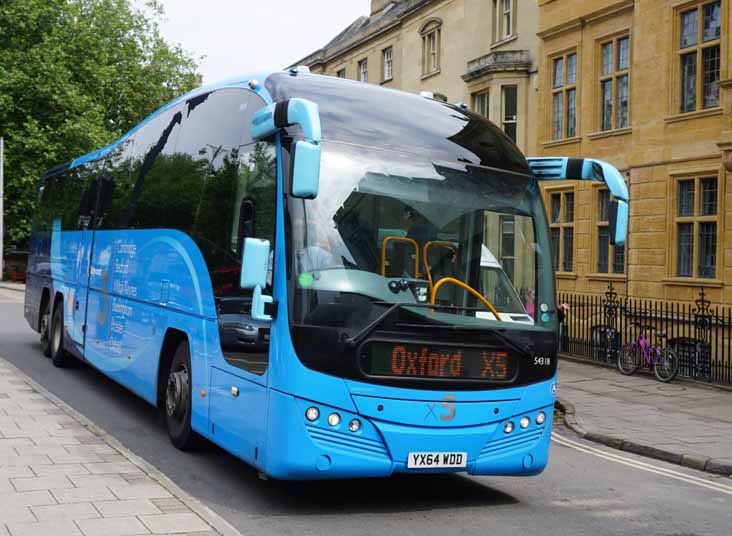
left=425, top=395, right=456, bottom=422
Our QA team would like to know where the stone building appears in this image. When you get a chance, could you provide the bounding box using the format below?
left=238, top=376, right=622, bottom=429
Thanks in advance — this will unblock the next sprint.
left=536, top=0, right=732, bottom=304
left=290, top=0, right=540, bottom=153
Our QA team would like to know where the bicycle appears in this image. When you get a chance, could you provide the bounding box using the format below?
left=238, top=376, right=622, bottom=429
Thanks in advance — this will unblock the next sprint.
left=617, top=323, right=679, bottom=382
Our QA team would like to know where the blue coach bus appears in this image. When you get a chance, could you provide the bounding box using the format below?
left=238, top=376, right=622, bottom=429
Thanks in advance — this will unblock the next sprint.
left=24, top=69, right=628, bottom=479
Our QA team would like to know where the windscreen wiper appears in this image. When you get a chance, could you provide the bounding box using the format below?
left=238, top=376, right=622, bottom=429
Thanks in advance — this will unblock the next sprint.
left=343, top=301, right=533, bottom=357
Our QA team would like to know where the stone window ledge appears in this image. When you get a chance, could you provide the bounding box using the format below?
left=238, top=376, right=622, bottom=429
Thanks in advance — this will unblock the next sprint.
left=664, top=107, right=723, bottom=124
left=542, top=136, right=582, bottom=149
left=491, top=35, right=519, bottom=49
left=421, top=69, right=441, bottom=81
left=587, top=273, right=627, bottom=282
left=587, top=127, right=632, bottom=140
left=556, top=272, right=578, bottom=280
left=662, top=277, right=722, bottom=288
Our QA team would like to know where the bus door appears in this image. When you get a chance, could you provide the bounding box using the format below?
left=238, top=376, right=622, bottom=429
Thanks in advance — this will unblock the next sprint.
left=68, top=168, right=109, bottom=354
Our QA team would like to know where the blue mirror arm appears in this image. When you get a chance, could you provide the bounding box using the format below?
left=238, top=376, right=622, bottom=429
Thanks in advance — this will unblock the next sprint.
left=251, top=285, right=273, bottom=322
left=526, top=157, right=629, bottom=202
left=251, top=98, right=321, bottom=143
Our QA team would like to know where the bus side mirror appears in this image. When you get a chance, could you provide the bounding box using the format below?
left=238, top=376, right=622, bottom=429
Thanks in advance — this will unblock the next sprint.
left=292, top=140, right=320, bottom=199
left=252, top=98, right=322, bottom=199
left=240, top=238, right=272, bottom=321
left=608, top=199, right=628, bottom=246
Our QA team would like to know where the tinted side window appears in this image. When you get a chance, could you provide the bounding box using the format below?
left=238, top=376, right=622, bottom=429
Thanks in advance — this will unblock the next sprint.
left=36, top=161, right=104, bottom=232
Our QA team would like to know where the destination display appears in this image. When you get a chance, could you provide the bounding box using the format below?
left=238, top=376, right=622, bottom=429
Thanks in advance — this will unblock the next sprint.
left=364, top=342, right=517, bottom=381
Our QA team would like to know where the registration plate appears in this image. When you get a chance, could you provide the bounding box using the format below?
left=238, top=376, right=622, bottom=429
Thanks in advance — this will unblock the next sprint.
left=407, top=451, right=467, bottom=469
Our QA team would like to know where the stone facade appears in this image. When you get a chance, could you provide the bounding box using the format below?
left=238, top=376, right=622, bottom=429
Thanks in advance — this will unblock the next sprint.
left=536, top=0, right=732, bottom=304
left=290, top=0, right=540, bottom=153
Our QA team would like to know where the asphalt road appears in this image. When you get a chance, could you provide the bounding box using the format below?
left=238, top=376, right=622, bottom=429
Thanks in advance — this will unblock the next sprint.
left=1, top=287, right=730, bottom=536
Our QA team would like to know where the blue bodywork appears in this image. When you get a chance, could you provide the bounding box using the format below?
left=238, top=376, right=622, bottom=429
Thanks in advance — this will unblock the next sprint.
left=25, top=70, right=560, bottom=480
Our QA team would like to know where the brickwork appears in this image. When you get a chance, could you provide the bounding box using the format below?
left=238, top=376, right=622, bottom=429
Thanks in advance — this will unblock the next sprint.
left=537, top=0, right=732, bottom=304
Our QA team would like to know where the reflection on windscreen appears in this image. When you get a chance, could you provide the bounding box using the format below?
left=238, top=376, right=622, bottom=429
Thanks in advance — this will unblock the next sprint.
left=289, top=142, right=540, bottom=330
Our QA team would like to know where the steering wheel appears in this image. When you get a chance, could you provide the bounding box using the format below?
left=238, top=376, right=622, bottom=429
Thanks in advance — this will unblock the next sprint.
left=430, top=277, right=503, bottom=321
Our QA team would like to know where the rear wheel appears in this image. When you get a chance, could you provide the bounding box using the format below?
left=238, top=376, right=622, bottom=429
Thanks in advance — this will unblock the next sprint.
left=165, top=341, right=198, bottom=450
left=617, top=343, right=640, bottom=375
left=653, top=347, right=678, bottom=382
left=50, top=301, right=70, bottom=368
left=40, top=300, right=51, bottom=357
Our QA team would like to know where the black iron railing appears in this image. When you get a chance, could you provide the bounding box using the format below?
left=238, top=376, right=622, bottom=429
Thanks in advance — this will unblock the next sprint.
left=558, top=284, right=732, bottom=385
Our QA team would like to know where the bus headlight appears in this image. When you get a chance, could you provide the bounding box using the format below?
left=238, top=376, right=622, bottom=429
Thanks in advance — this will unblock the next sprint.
left=520, top=417, right=530, bottom=429
left=348, top=419, right=361, bottom=432
left=305, top=407, right=319, bottom=421
left=536, top=411, right=546, bottom=425
left=504, top=421, right=514, bottom=434
left=327, top=413, right=341, bottom=427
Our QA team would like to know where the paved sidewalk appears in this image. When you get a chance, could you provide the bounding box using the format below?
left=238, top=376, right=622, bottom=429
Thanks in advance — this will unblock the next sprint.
left=0, top=355, right=240, bottom=536
left=0, top=281, right=24, bottom=293
left=557, top=359, right=732, bottom=476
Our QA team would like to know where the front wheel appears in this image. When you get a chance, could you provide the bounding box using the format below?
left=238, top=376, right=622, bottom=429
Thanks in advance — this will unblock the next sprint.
left=653, top=347, right=679, bottom=382
left=165, top=341, right=198, bottom=450
left=617, top=343, right=640, bottom=375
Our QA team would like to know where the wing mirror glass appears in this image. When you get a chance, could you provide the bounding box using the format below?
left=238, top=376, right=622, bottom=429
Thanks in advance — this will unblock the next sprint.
left=608, top=200, right=628, bottom=246
left=292, top=140, right=321, bottom=199
left=240, top=238, right=273, bottom=321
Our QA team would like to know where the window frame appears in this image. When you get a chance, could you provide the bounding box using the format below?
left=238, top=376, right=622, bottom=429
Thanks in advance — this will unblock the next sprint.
left=473, top=89, right=490, bottom=118
left=675, top=0, right=722, bottom=114
left=597, top=33, right=631, bottom=132
left=546, top=187, right=576, bottom=274
left=382, top=46, right=393, bottom=82
left=336, top=68, right=346, bottom=79
left=358, top=58, right=368, bottom=83
left=501, top=85, right=518, bottom=143
left=550, top=50, right=578, bottom=141
left=670, top=173, right=721, bottom=280
left=420, top=19, right=442, bottom=76
left=492, top=0, right=516, bottom=42
left=593, top=186, right=626, bottom=275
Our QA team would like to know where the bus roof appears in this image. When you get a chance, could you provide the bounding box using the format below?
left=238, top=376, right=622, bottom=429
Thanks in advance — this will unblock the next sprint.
left=58, top=69, right=529, bottom=176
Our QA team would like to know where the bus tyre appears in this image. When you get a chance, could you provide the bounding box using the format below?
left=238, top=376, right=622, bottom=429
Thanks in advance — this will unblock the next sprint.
left=165, top=342, right=197, bottom=450
left=40, top=301, right=51, bottom=357
left=50, top=302, right=70, bottom=368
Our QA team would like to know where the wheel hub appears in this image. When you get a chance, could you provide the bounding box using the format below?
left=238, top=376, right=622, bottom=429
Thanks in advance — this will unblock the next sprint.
left=166, top=366, right=189, bottom=419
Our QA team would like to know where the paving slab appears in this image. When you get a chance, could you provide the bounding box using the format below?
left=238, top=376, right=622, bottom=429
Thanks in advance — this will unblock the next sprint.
left=557, top=359, right=732, bottom=476
left=0, top=355, right=240, bottom=536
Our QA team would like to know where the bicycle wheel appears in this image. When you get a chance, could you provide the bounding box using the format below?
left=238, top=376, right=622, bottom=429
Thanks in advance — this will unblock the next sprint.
left=653, top=347, right=679, bottom=382
left=618, top=343, right=640, bottom=375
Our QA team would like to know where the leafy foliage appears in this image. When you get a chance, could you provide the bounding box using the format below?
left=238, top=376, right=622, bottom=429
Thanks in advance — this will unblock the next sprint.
left=0, top=0, right=201, bottom=247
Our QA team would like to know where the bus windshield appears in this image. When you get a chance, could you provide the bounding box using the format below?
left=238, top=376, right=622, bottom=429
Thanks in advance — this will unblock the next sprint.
left=288, top=141, right=546, bottom=338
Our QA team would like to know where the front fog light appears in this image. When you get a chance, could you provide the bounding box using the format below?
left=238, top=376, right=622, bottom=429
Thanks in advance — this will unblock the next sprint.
left=504, top=421, right=514, bottom=434
left=327, top=413, right=341, bottom=426
left=520, top=417, right=530, bottom=429
left=536, top=411, right=546, bottom=425
left=305, top=407, right=319, bottom=421
left=348, top=419, right=361, bottom=432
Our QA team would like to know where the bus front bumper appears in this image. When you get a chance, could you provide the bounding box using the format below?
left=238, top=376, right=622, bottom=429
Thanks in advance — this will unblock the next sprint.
left=263, top=379, right=555, bottom=480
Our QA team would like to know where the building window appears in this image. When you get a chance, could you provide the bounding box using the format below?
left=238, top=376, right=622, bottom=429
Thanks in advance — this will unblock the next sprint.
left=474, top=90, right=489, bottom=117
left=551, top=52, right=577, bottom=140
left=359, top=59, right=368, bottom=83
left=382, top=47, right=393, bottom=81
left=493, top=0, right=515, bottom=42
left=500, top=215, right=515, bottom=282
left=549, top=190, right=575, bottom=272
left=679, top=1, right=721, bottom=113
left=421, top=20, right=442, bottom=75
left=502, top=86, right=518, bottom=142
left=674, top=176, right=718, bottom=278
left=599, top=35, right=630, bottom=131
left=596, top=188, right=625, bottom=274
left=336, top=68, right=346, bottom=79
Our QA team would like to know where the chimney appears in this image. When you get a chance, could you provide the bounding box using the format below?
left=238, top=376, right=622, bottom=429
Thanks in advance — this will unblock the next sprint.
left=371, top=0, right=392, bottom=15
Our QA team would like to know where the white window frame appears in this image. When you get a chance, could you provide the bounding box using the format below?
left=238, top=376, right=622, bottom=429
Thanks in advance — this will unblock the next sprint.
left=359, top=59, right=368, bottom=83
left=383, top=47, right=393, bottom=81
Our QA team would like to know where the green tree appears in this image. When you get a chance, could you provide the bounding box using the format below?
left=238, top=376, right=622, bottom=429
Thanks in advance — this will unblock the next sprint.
left=0, top=0, right=201, bottom=248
